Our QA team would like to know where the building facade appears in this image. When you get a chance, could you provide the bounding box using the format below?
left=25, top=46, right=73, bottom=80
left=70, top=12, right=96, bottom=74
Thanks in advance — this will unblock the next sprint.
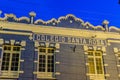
left=0, top=12, right=120, bottom=80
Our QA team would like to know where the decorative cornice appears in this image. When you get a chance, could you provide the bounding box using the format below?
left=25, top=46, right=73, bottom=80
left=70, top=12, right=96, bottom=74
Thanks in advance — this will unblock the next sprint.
left=0, top=13, right=30, bottom=24
left=0, top=12, right=120, bottom=33
left=109, top=26, right=120, bottom=33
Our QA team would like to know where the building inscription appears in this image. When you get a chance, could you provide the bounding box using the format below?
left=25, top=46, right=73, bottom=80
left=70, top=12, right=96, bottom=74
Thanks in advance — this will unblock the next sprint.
left=33, top=34, right=106, bottom=46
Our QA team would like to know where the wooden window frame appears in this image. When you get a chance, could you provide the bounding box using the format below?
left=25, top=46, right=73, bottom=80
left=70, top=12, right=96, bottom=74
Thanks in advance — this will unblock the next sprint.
left=0, top=45, right=21, bottom=78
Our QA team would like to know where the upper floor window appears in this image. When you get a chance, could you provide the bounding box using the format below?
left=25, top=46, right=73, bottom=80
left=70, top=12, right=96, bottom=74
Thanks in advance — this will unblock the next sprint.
left=37, top=47, right=55, bottom=78
left=87, top=51, right=104, bottom=74
left=1, top=44, right=21, bottom=78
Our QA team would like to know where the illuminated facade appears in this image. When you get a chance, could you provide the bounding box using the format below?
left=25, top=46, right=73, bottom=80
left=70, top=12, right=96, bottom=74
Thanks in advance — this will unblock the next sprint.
left=0, top=12, right=120, bottom=80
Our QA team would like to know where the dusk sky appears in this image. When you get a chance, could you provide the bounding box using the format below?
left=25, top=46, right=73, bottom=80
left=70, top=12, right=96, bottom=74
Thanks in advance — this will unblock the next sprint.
left=0, top=0, right=120, bottom=27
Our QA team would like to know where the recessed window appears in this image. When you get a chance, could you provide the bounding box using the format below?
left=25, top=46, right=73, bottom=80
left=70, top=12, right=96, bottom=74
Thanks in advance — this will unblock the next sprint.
left=1, top=45, right=21, bottom=78
left=48, top=49, right=54, bottom=53
left=87, top=51, right=104, bottom=74
left=13, top=46, right=20, bottom=51
left=39, top=48, right=46, bottom=53
left=37, top=47, right=55, bottom=78
left=4, top=45, right=11, bottom=51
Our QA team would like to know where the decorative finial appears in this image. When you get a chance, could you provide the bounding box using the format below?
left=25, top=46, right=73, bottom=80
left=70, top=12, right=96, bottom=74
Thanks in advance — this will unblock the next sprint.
left=29, top=11, right=36, bottom=24
left=102, top=20, right=109, bottom=25
left=29, top=11, right=36, bottom=17
left=102, top=20, right=109, bottom=32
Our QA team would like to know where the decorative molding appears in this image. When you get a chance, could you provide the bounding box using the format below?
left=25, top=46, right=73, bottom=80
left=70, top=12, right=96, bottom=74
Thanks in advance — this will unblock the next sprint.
left=102, top=47, right=106, bottom=52
left=109, top=26, right=120, bottom=33
left=86, top=73, right=90, bottom=76
left=10, top=40, right=15, bottom=45
left=46, top=42, right=49, bottom=47
left=0, top=13, right=30, bottom=24
left=0, top=47, right=2, bottom=49
left=104, top=64, right=108, bottom=66
left=107, top=42, right=111, bottom=46
left=19, top=71, right=24, bottom=73
left=21, top=48, right=25, bottom=50
left=105, top=74, right=110, bottom=77
left=55, top=72, right=61, bottom=75
left=39, top=42, right=45, bottom=47
left=20, top=60, right=24, bottom=62
left=55, top=43, right=60, bottom=49
left=1, top=21, right=120, bottom=40
left=55, top=62, right=60, bottom=64
left=35, top=49, right=38, bottom=51
left=35, top=41, right=39, bottom=47
left=117, top=65, right=120, bottom=67
left=0, top=30, right=32, bottom=36
left=34, top=61, right=38, bottom=63
left=5, top=40, right=10, bottom=44
left=108, top=40, right=120, bottom=44
left=49, top=43, right=55, bottom=47
left=88, top=46, right=93, bottom=50
left=86, top=63, right=89, bottom=66
left=97, top=47, right=101, bottom=50
left=114, top=47, right=118, bottom=53
left=84, top=52, right=88, bottom=54
left=33, top=72, right=37, bottom=74
left=1, top=13, right=120, bottom=33
left=55, top=50, right=60, bottom=53
left=118, top=57, right=120, bottom=60
left=103, top=53, right=107, bottom=56
left=29, top=13, right=105, bottom=31
left=93, top=46, right=97, bottom=50
left=29, top=35, right=33, bottom=40
left=0, top=39, right=3, bottom=45
left=84, top=46, right=104, bottom=51
left=21, top=41, right=26, bottom=46
left=15, top=41, right=20, bottom=44
left=84, top=45, right=88, bottom=51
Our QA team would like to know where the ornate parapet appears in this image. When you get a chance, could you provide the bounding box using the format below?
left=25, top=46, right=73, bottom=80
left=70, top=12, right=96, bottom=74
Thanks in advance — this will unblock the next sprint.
left=0, top=11, right=120, bottom=33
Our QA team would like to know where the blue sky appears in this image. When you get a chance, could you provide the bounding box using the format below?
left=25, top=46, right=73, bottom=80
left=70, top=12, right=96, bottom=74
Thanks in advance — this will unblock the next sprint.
left=0, top=0, right=120, bottom=27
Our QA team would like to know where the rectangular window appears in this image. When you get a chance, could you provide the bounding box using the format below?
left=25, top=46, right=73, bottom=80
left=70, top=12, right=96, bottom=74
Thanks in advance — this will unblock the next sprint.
left=39, top=55, right=46, bottom=72
left=88, top=51, right=104, bottom=74
left=11, top=53, right=19, bottom=71
left=96, top=58, right=103, bottom=74
left=1, top=45, right=21, bottom=78
left=47, top=55, right=54, bottom=72
left=2, top=53, right=10, bottom=70
left=88, top=58, right=95, bottom=74
left=37, top=47, right=55, bottom=79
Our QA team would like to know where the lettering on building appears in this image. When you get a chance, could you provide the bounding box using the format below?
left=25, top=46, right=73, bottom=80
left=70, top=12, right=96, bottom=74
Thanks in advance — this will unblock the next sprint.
left=33, top=34, right=106, bottom=46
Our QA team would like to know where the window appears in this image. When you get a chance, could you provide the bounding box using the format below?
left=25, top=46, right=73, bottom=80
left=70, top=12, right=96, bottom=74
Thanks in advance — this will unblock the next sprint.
left=87, top=51, right=104, bottom=74
left=37, top=47, right=55, bottom=78
left=114, top=52, right=120, bottom=67
left=1, top=45, right=21, bottom=78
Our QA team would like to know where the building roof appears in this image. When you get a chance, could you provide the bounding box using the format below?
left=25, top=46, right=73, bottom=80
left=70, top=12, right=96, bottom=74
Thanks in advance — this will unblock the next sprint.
left=0, top=12, right=120, bottom=33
